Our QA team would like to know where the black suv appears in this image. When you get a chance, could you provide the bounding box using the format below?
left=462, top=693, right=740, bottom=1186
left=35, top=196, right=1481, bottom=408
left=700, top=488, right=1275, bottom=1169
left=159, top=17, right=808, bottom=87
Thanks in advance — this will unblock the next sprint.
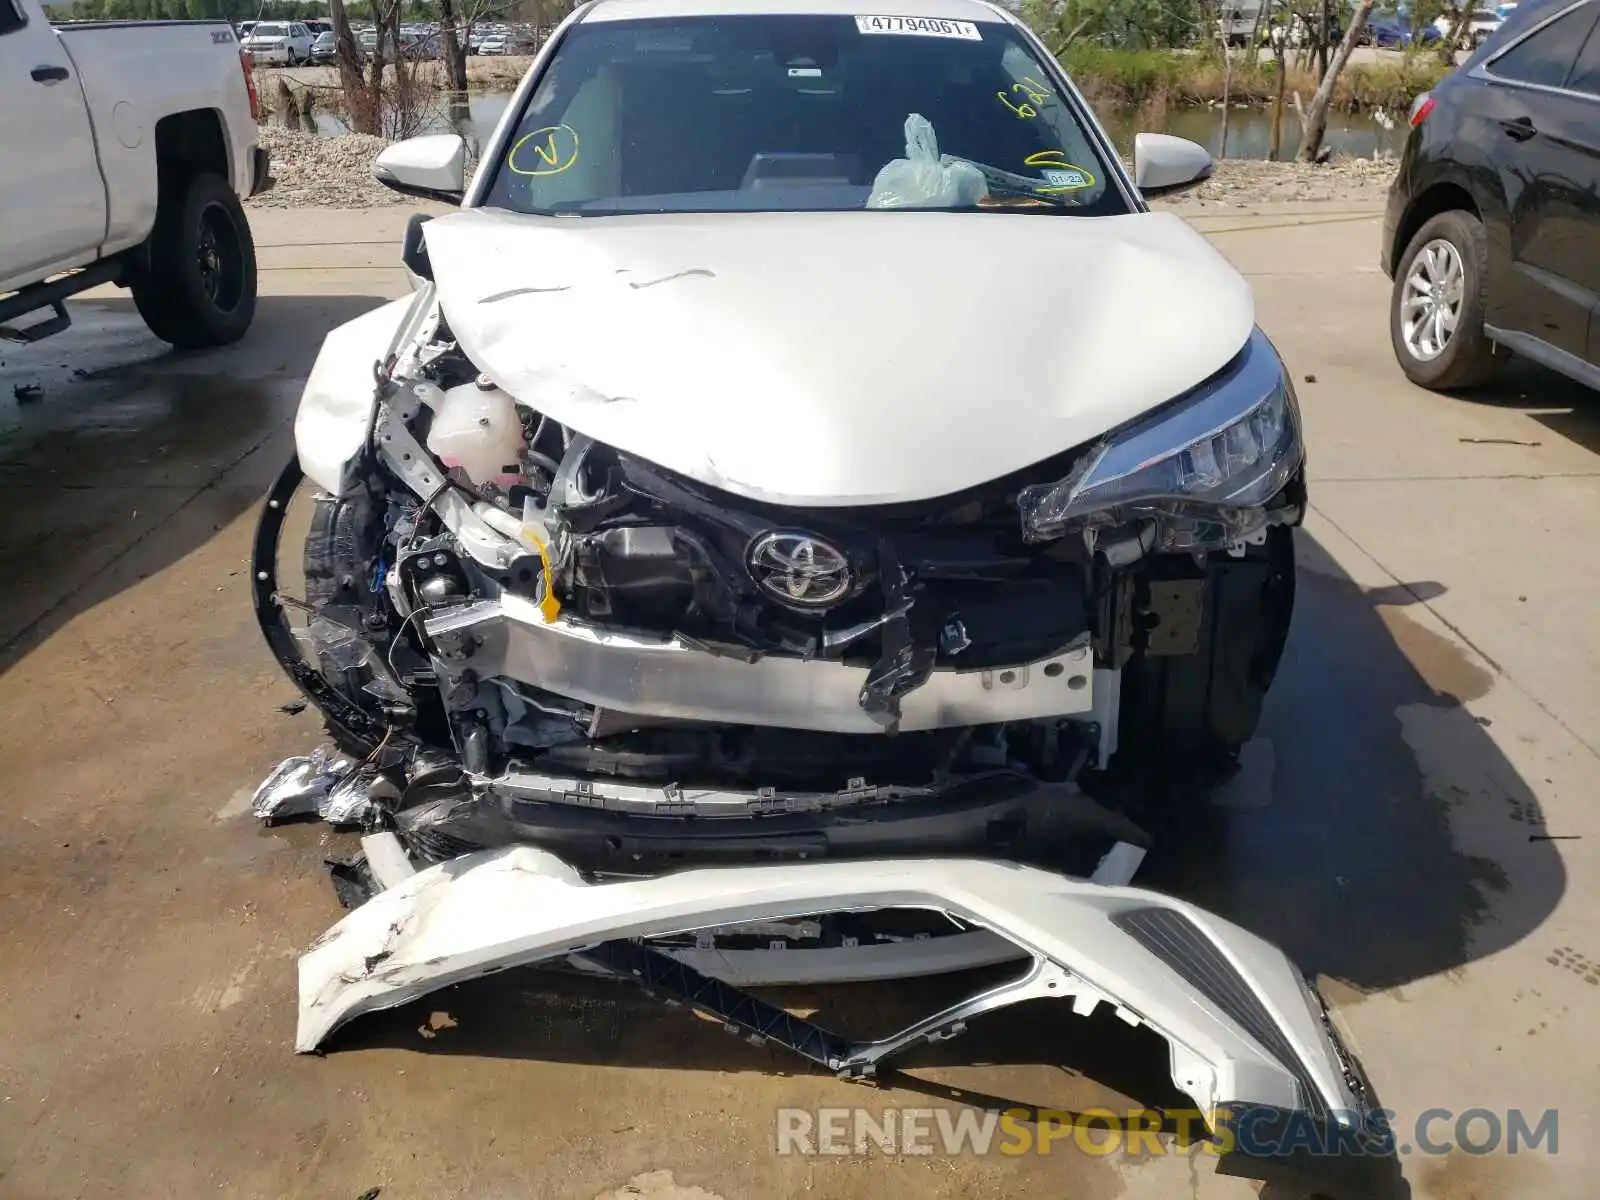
left=1383, top=0, right=1600, bottom=391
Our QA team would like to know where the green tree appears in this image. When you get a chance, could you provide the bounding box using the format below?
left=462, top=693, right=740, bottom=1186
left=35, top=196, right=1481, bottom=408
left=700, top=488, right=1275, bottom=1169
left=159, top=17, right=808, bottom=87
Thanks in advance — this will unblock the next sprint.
left=1023, top=0, right=1206, bottom=53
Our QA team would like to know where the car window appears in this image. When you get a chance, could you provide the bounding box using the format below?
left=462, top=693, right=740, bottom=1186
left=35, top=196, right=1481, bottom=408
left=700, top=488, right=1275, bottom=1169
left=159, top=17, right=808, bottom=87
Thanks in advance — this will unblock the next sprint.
left=1562, top=0, right=1600, bottom=90
left=0, top=0, right=25, bottom=36
left=1487, top=1, right=1599, bottom=85
left=255, top=23, right=288, bottom=36
left=483, top=14, right=1123, bottom=217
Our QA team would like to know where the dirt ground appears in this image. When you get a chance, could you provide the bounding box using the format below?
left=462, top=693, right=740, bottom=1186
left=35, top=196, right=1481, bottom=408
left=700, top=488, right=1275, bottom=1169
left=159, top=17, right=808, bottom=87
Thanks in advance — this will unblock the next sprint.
left=1, top=203, right=1597, bottom=1199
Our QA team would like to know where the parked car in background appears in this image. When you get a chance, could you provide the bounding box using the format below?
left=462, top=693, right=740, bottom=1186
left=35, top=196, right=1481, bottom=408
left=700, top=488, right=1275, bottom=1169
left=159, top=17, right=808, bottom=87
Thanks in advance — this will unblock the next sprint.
left=0, top=0, right=266, bottom=347
left=309, top=29, right=363, bottom=65
left=1367, top=14, right=1444, bottom=45
left=302, top=18, right=332, bottom=37
left=1384, top=0, right=1600, bottom=391
left=241, top=21, right=315, bottom=65
left=1434, top=7, right=1506, bottom=44
left=1467, top=7, right=1506, bottom=42
left=1220, top=0, right=1262, bottom=45
left=400, top=31, right=439, bottom=59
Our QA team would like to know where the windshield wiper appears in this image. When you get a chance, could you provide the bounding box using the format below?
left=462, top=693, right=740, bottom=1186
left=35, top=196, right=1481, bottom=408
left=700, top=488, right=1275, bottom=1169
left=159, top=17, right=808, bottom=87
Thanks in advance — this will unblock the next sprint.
left=942, top=156, right=1076, bottom=208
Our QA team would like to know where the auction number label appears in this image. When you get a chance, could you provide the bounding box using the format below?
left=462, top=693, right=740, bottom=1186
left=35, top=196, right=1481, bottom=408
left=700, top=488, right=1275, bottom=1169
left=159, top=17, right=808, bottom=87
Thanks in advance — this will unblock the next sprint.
left=854, top=15, right=982, bottom=39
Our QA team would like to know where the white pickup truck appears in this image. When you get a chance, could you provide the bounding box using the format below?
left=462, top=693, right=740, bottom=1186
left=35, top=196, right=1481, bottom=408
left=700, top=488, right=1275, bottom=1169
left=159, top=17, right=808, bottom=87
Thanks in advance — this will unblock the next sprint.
left=0, top=0, right=269, bottom=347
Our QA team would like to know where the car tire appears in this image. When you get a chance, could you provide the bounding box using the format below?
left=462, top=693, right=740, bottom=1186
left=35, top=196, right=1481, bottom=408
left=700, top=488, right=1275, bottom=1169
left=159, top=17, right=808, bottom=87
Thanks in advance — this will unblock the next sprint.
left=131, top=170, right=258, bottom=349
left=1389, top=209, right=1502, bottom=391
left=1111, top=527, right=1297, bottom=791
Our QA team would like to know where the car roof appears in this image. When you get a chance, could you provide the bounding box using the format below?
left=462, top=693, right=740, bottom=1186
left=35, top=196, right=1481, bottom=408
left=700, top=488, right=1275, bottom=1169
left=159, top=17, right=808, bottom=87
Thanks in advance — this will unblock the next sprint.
left=581, top=0, right=1010, bottom=26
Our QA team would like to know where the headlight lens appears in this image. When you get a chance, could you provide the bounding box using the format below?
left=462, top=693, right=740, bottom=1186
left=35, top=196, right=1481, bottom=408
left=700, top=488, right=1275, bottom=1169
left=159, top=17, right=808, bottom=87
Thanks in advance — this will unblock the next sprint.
left=1019, top=328, right=1303, bottom=551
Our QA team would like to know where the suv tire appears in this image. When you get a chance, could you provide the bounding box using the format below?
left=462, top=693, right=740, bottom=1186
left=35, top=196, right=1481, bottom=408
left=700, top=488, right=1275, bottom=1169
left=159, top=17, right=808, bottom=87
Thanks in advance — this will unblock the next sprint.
left=131, top=170, right=258, bottom=349
left=1390, top=209, right=1502, bottom=390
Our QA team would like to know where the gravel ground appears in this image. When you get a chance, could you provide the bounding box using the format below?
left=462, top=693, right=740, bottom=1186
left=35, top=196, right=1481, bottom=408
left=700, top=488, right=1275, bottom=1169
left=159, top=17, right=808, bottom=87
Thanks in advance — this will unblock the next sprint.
left=249, top=127, right=400, bottom=208
left=1155, top=156, right=1399, bottom=208
left=248, top=126, right=1400, bottom=210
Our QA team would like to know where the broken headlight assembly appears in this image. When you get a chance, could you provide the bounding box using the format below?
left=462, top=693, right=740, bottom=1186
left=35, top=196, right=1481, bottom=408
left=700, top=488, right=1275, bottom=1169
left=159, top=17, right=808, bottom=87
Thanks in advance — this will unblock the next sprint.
left=1019, top=328, right=1302, bottom=551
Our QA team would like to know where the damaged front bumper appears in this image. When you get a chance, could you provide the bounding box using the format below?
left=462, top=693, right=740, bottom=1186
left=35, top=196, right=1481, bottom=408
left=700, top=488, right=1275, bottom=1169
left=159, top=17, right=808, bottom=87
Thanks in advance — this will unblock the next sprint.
left=298, top=848, right=1394, bottom=1195
left=426, top=592, right=1096, bottom=734
left=396, top=769, right=1151, bottom=873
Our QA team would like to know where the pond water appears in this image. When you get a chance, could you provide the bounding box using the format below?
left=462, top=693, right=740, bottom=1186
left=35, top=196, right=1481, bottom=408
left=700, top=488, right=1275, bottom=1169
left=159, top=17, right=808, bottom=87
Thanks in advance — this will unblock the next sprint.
left=1098, top=105, right=1409, bottom=161
left=313, top=91, right=1408, bottom=162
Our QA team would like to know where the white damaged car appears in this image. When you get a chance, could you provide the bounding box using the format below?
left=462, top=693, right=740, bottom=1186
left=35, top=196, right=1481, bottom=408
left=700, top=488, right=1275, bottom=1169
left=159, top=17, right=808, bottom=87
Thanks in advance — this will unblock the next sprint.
left=257, top=0, right=1305, bottom=867
left=253, top=7, right=1398, bottom=1189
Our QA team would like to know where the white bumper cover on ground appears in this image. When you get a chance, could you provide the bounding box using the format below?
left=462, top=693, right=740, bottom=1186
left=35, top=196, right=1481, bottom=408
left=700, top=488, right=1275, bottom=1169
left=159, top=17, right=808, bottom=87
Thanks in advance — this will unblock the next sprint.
left=298, top=847, right=1365, bottom=1128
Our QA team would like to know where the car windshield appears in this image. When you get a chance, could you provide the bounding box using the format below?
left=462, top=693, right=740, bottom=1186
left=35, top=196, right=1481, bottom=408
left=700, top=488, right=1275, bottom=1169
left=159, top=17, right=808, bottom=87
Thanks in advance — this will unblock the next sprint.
left=482, top=14, right=1123, bottom=216
left=254, top=23, right=288, bottom=36
left=315, top=31, right=335, bottom=43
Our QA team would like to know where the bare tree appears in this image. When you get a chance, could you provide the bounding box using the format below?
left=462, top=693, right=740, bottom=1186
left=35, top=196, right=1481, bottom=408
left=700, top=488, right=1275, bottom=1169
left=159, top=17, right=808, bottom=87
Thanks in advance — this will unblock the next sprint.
left=1297, top=0, right=1374, bottom=162
left=438, top=0, right=469, bottom=93
left=328, top=0, right=376, bottom=134
left=1438, top=1, right=1472, bottom=62
left=1267, top=1, right=1289, bottom=159
left=1213, top=0, right=1238, bottom=159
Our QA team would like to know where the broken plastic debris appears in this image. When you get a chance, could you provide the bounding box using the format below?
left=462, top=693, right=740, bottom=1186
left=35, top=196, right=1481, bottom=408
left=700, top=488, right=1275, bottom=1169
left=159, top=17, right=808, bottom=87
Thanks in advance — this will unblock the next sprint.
left=250, top=747, right=353, bottom=823
left=325, top=853, right=379, bottom=911
left=320, top=766, right=400, bottom=827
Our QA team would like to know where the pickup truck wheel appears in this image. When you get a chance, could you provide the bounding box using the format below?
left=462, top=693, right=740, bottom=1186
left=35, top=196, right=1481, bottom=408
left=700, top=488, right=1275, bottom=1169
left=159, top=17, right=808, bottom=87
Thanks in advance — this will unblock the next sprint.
left=1111, top=527, right=1296, bottom=792
left=132, top=171, right=257, bottom=349
left=1390, top=210, right=1503, bottom=391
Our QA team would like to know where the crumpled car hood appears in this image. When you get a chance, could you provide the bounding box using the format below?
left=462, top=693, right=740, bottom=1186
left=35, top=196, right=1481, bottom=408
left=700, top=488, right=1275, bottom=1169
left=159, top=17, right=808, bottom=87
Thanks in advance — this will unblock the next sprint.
left=424, top=207, right=1255, bottom=506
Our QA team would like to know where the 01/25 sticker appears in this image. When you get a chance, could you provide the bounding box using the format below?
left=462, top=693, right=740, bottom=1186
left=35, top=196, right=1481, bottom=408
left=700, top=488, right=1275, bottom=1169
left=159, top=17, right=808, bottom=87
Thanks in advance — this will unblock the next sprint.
left=854, top=14, right=982, bottom=39
left=1025, top=150, right=1095, bottom=193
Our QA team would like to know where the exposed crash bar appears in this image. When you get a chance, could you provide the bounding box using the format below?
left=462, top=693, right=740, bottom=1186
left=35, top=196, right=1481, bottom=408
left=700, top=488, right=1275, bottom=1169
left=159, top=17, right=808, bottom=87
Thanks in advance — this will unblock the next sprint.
left=423, top=594, right=1095, bottom=733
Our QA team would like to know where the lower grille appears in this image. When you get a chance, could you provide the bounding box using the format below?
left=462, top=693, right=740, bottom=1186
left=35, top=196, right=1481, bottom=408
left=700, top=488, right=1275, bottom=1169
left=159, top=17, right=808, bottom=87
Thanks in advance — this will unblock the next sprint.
left=1111, top=906, right=1328, bottom=1118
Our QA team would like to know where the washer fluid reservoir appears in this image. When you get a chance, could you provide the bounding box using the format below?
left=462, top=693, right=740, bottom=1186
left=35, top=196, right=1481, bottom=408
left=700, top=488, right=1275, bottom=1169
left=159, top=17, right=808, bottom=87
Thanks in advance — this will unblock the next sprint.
left=426, top=382, right=524, bottom=490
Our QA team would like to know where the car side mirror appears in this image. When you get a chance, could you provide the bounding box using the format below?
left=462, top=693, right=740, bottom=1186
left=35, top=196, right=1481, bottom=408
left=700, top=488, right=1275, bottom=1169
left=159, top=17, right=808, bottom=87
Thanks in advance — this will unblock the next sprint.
left=373, top=134, right=467, bottom=204
left=1132, top=132, right=1214, bottom=198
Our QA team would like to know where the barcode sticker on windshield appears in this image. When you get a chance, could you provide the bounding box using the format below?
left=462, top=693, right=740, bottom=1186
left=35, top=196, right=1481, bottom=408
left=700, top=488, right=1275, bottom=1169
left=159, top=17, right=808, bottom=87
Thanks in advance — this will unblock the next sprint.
left=854, top=15, right=982, bottom=39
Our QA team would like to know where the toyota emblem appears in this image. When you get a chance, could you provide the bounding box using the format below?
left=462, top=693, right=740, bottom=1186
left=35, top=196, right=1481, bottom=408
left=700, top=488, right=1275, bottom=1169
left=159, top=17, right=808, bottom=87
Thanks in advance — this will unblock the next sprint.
left=747, top=532, right=853, bottom=608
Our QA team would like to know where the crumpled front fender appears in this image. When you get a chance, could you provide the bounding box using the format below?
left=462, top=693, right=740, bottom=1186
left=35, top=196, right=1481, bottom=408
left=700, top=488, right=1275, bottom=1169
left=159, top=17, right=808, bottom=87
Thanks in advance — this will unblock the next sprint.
left=295, top=291, right=432, bottom=494
left=298, top=848, right=1367, bottom=1128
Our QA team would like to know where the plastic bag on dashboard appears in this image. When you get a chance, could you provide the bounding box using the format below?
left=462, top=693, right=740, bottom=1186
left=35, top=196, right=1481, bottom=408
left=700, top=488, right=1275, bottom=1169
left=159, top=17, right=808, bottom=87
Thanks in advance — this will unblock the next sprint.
left=867, top=114, right=988, bottom=210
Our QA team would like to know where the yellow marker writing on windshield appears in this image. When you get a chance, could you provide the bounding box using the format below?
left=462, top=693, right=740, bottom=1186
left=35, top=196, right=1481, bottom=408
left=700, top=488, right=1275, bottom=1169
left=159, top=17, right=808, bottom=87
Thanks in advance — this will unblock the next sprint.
left=509, top=124, right=581, bottom=177
left=997, top=92, right=1037, bottom=119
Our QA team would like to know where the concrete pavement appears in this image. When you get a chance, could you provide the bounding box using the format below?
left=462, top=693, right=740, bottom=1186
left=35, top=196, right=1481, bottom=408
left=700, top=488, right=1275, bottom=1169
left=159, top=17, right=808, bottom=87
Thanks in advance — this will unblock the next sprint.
left=0, top=203, right=1596, bottom=1199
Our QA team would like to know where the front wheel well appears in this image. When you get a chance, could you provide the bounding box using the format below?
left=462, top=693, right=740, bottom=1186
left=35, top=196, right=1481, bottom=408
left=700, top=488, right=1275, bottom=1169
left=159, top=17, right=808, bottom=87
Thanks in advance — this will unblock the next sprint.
left=153, top=109, right=230, bottom=182
left=1394, top=183, right=1478, bottom=270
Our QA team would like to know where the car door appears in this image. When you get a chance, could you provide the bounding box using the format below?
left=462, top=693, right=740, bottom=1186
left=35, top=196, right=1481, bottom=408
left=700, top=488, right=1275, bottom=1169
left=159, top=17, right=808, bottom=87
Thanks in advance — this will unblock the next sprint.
left=0, top=0, right=107, bottom=290
left=1562, top=10, right=1600, bottom=365
left=1476, top=0, right=1600, bottom=362
left=290, top=22, right=311, bottom=58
